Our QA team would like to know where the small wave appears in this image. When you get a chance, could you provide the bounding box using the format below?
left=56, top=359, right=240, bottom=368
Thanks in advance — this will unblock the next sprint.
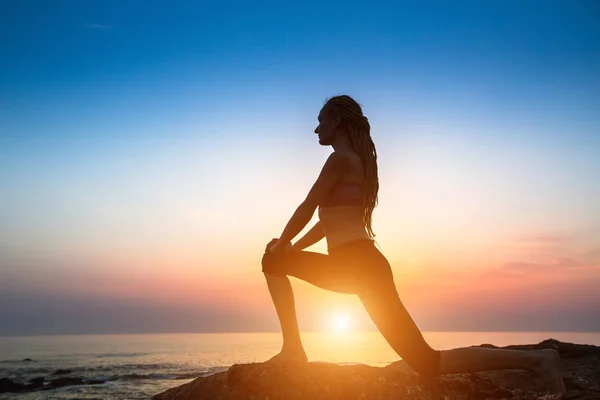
left=25, top=367, right=54, bottom=374
left=88, top=375, right=119, bottom=382
left=117, top=369, right=217, bottom=381
left=0, top=358, right=35, bottom=364
left=175, top=372, right=205, bottom=380
left=0, top=366, right=53, bottom=379
left=121, top=373, right=180, bottom=381
left=3, top=361, right=229, bottom=386
left=97, top=363, right=171, bottom=371
left=93, top=352, right=150, bottom=358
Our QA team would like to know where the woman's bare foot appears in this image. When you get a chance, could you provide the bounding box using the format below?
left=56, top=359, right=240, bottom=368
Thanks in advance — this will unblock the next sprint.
left=529, top=349, right=566, bottom=397
left=265, top=348, right=308, bottom=365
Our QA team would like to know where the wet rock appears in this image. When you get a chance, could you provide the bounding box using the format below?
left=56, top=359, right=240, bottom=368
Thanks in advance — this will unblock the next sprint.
left=48, top=376, right=84, bottom=388
left=52, top=368, right=72, bottom=375
left=26, top=377, right=45, bottom=389
left=86, top=378, right=108, bottom=385
left=0, top=377, right=26, bottom=393
left=1, top=374, right=100, bottom=393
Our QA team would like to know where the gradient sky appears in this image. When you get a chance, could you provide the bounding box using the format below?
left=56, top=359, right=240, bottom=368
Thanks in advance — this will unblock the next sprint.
left=1, top=1, right=599, bottom=335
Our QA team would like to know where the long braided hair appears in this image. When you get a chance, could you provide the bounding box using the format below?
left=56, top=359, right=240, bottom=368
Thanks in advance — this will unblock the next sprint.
left=322, top=95, right=379, bottom=239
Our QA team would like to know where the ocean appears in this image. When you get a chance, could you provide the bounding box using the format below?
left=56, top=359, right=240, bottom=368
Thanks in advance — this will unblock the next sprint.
left=1, top=331, right=599, bottom=399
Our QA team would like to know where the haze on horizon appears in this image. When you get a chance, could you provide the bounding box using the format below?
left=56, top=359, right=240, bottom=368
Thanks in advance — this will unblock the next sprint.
left=1, top=1, right=599, bottom=336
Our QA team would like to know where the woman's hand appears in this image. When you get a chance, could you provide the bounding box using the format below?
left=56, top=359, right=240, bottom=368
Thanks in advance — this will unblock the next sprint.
left=265, top=238, right=292, bottom=253
left=265, top=238, right=278, bottom=252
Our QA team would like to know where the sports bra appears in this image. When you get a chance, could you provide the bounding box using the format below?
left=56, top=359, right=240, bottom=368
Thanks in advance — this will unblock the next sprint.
left=319, top=182, right=363, bottom=208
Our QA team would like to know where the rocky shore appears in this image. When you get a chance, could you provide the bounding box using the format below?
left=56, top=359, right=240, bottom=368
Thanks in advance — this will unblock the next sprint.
left=0, top=367, right=106, bottom=393
left=152, top=339, right=600, bottom=400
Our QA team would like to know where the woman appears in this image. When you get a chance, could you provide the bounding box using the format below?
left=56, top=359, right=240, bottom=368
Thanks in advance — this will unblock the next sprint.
left=261, top=95, right=565, bottom=396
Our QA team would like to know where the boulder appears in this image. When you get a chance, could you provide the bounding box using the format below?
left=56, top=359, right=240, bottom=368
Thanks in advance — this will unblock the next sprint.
left=153, top=340, right=600, bottom=400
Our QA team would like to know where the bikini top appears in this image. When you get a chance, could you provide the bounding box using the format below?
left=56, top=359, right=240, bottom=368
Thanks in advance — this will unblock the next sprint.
left=319, top=182, right=363, bottom=208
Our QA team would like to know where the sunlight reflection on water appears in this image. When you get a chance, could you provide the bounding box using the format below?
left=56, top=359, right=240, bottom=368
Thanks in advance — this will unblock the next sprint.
left=1, top=332, right=598, bottom=399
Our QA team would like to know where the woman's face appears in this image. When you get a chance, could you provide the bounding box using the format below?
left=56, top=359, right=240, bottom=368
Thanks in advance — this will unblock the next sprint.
left=314, top=108, right=339, bottom=146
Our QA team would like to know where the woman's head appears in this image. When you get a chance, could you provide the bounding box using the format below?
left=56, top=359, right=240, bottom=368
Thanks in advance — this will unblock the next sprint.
left=318, top=95, right=379, bottom=239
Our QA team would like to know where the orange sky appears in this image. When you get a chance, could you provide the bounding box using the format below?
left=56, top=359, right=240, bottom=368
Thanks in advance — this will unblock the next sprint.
left=2, top=0, right=600, bottom=334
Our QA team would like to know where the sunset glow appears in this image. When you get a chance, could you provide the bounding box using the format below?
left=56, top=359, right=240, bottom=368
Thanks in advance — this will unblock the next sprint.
left=1, top=1, right=599, bottom=336
left=331, top=314, right=353, bottom=333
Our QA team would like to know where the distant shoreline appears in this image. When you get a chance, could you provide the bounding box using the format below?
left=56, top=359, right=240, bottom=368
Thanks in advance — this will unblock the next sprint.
left=2, top=330, right=600, bottom=337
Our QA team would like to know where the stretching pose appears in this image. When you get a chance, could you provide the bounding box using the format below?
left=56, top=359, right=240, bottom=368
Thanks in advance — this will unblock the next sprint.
left=261, top=95, right=565, bottom=396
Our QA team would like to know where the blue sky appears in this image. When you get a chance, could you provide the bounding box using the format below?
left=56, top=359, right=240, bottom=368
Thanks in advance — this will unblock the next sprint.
left=1, top=1, right=599, bottom=335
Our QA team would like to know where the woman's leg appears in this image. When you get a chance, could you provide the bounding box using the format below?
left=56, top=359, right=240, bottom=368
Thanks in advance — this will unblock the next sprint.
left=358, top=273, right=565, bottom=395
left=263, top=250, right=359, bottom=293
left=263, top=273, right=307, bottom=361
left=438, top=347, right=565, bottom=393
left=261, top=249, right=360, bottom=363
left=358, top=272, right=441, bottom=376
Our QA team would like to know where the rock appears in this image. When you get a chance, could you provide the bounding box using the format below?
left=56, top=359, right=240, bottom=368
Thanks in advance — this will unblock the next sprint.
left=21, top=358, right=33, bottom=362
left=26, top=377, right=45, bottom=389
left=0, top=375, right=100, bottom=394
left=0, top=377, right=26, bottom=393
left=153, top=340, right=600, bottom=400
left=86, top=378, right=108, bottom=385
left=48, top=376, right=84, bottom=388
left=52, top=368, right=72, bottom=375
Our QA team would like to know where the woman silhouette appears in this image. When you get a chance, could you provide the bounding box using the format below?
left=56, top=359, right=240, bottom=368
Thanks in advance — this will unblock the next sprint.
left=261, top=95, right=565, bottom=396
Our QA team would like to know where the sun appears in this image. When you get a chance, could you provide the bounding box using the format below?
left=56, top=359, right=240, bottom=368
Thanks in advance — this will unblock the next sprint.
left=331, top=313, right=352, bottom=332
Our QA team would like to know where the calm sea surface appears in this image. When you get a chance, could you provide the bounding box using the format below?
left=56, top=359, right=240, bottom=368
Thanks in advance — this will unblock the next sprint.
left=1, top=331, right=599, bottom=399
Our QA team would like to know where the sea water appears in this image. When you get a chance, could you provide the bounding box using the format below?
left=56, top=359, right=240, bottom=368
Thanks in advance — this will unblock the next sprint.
left=1, top=331, right=599, bottom=399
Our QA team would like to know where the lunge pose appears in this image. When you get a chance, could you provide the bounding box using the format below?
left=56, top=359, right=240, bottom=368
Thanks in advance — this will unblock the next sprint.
left=261, top=95, right=565, bottom=396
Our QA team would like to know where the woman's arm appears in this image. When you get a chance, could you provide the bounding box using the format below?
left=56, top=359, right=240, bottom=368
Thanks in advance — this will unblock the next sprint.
left=271, top=153, right=346, bottom=250
left=292, top=221, right=325, bottom=251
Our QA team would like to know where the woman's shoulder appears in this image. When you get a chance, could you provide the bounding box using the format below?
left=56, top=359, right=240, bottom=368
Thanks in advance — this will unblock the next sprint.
left=329, top=150, right=362, bottom=166
left=330, top=151, right=365, bottom=183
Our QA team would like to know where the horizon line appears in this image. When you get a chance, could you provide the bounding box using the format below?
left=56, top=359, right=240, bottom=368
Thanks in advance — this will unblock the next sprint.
left=2, top=329, right=599, bottom=338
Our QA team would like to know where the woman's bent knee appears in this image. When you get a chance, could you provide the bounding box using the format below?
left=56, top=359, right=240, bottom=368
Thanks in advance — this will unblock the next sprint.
left=261, top=251, right=285, bottom=276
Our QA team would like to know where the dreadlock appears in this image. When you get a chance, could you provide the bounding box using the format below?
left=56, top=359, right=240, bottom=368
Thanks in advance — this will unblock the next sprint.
left=323, top=95, right=379, bottom=239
